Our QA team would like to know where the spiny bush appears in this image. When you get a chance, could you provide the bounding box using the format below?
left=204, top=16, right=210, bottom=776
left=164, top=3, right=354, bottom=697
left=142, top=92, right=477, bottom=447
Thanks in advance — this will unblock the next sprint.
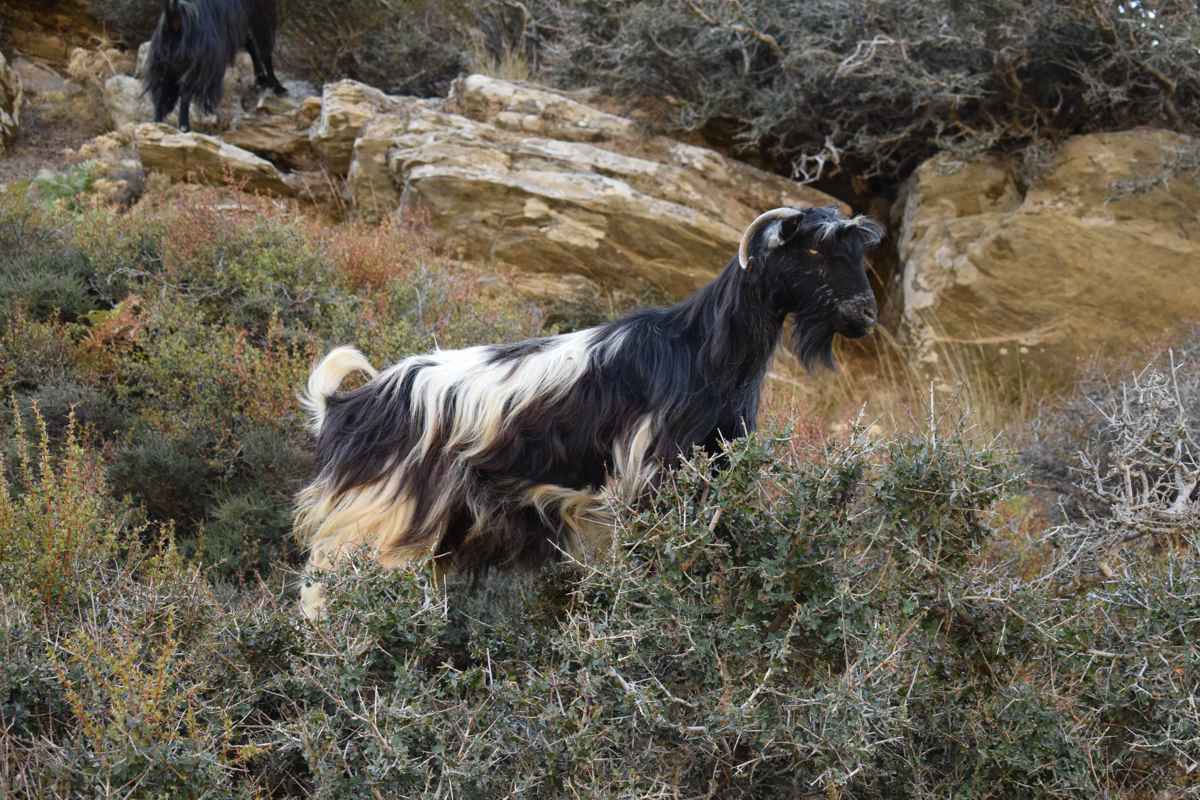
left=534, top=0, right=1200, bottom=183
left=280, top=416, right=1198, bottom=798
left=1, top=389, right=1198, bottom=797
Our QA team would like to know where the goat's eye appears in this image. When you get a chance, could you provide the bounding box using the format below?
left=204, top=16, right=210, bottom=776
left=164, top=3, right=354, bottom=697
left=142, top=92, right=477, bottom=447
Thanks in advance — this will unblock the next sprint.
left=807, top=249, right=819, bottom=256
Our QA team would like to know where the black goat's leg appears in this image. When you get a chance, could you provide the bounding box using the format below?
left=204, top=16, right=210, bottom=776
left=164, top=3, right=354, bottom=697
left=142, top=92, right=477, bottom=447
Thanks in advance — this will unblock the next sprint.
left=245, top=36, right=268, bottom=88
left=177, top=90, right=192, bottom=132
left=153, top=77, right=180, bottom=124
left=261, top=47, right=286, bottom=95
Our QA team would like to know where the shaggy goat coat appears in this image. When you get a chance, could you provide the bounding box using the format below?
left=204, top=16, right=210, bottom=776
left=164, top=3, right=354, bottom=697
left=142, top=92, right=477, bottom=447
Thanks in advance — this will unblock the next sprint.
left=296, top=207, right=883, bottom=616
left=144, top=0, right=285, bottom=132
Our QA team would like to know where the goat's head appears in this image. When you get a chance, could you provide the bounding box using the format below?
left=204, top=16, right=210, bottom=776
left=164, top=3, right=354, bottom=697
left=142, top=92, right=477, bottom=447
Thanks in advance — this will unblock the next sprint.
left=157, top=0, right=191, bottom=38
left=738, top=206, right=884, bottom=368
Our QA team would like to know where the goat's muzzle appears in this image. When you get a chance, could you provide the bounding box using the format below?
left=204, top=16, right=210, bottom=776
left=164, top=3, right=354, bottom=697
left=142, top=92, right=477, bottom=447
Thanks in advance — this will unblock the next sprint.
left=835, top=296, right=878, bottom=339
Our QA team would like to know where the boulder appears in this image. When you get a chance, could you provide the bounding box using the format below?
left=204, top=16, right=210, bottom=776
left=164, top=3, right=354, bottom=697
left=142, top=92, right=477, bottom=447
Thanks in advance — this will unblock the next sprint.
left=446, top=74, right=637, bottom=143
left=0, top=51, right=20, bottom=153
left=134, top=122, right=301, bottom=197
left=104, top=75, right=154, bottom=129
left=10, top=56, right=68, bottom=96
left=891, top=129, right=1200, bottom=382
left=223, top=87, right=322, bottom=170
left=310, top=80, right=437, bottom=175
left=348, top=75, right=843, bottom=298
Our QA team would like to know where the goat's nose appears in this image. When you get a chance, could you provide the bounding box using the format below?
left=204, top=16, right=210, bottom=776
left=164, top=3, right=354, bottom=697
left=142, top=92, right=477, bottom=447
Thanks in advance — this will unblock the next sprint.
left=837, top=297, right=877, bottom=324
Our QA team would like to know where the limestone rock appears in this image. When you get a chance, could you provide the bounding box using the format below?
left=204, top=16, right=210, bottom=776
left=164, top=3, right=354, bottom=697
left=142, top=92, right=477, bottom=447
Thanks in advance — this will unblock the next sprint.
left=0, top=51, right=20, bottom=154
left=310, top=80, right=437, bottom=175
left=11, top=57, right=68, bottom=96
left=0, top=0, right=106, bottom=62
left=224, top=88, right=322, bottom=170
left=134, top=122, right=301, bottom=197
left=348, top=76, right=843, bottom=299
left=446, top=74, right=637, bottom=143
left=104, top=75, right=154, bottom=129
left=892, top=129, right=1200, bottom=381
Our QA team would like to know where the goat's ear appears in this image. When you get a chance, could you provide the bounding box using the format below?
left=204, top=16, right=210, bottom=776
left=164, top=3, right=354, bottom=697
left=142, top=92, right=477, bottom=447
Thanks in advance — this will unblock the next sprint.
left=777, top=212, right=807, bottom=244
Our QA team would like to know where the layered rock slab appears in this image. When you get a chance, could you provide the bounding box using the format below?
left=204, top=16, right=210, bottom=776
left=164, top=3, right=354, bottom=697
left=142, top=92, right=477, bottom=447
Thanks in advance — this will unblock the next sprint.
left=349, top=75, right=843, bottom=297
left=0, top=51, right=20, bottom=153
left=891, top=129, right=1200, bottom=380
left=134, top=123, right=302, bottom=197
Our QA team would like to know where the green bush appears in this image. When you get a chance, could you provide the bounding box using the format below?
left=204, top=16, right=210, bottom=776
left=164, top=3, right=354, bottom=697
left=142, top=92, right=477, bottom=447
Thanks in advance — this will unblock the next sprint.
left=2, top=397, right=1197, bottom=797
left=0, top=189, right=543, bottom=584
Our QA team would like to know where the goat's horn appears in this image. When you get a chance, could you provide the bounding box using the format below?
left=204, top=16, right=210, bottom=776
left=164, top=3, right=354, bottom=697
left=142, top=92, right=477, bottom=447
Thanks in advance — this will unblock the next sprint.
left=737, top=208, right=805, bottom=270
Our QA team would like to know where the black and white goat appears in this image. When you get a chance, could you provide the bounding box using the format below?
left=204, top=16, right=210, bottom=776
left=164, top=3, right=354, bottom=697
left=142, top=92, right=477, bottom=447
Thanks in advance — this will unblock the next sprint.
left=295, top=206, right=883, bottom=617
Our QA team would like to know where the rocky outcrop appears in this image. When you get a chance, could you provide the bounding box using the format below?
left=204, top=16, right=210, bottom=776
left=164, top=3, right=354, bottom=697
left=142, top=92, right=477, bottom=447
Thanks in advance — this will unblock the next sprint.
left=223, top=86, right=323, bottom=170
left=121, top=72, right=843, bottom=300
left=446, top=74, right=638, bottom=143
left=346, top=75, right=842, bottom=297
left=0, top=0, right=106, bottom=63
left=134, top=123, right=302, bottom=197
left=891, top=129, right=1200, bottom=380
left=0, top=51, right=20, bottom=153
left=309, top=80, right=432, bottom=175
left=104, top=75, right=154, bottom=130
left=133, top=122, right=331, bottom=202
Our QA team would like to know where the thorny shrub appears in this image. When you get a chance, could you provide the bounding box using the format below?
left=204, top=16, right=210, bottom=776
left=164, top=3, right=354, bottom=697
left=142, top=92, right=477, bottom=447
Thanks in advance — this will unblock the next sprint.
left=4, top=411, right=1196, bottom=797
left=533, top=0, right=1200, bottom=183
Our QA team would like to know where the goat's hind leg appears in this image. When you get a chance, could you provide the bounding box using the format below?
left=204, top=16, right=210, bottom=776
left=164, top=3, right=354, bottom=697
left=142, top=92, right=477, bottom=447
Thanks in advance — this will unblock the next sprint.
left=176, top=89, right=193, bottom=132
left=245, top=27, right=286, bottom=94
left=152, top=76, right=181, bottom=125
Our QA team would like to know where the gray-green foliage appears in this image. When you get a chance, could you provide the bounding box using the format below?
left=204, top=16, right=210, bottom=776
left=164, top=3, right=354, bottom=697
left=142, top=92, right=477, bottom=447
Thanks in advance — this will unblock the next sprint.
left=276, top=416, right=1197, bottom=798
left=2, top=401, right=1199, bottom=796
left=535, top=0, right=1200, bottom=181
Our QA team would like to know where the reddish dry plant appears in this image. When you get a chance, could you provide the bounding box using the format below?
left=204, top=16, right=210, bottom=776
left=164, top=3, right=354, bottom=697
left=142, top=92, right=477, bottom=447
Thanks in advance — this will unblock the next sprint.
left=76, top=294, right=145, bottom=379
left=313, top=210, right=440, bottom=291
left=228, top=319, right=318, bottom=425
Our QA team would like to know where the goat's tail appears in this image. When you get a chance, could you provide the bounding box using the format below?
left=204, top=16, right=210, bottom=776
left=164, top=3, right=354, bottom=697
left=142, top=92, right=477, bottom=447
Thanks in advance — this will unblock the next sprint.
left=301, top=346, right=378, bottom=434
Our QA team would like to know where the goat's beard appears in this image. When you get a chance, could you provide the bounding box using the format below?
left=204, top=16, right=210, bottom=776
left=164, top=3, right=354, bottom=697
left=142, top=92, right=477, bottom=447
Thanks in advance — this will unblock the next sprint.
left=787, top=314, right=836, bottom=371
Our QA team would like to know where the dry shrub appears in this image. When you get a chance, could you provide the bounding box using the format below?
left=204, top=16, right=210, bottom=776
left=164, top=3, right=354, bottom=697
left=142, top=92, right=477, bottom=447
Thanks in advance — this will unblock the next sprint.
left=534, top=0, right=1200, bottom=185
left=0, top=402, right=119, bottom=614
left=314, top=212, right=440, bottom=292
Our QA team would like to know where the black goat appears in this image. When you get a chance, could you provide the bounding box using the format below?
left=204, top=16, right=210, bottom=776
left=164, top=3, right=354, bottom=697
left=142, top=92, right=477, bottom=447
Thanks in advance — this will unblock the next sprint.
left=295, top=206, right=884, bottom=618
left=144, top=0, right=285, bottom=132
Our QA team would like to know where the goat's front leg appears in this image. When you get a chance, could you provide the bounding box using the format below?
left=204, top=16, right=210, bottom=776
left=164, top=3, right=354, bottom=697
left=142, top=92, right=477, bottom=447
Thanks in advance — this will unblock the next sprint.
left=153, top=77, right=180, bottom=124
left=177, top=90, right=193, bottom=132
left=299, top=541, right=337, bottom=621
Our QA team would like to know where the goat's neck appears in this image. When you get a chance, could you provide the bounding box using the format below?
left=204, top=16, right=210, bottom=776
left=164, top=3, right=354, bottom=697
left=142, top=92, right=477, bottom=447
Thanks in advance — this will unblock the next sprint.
left=685, top=259, right=785, bottom=388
